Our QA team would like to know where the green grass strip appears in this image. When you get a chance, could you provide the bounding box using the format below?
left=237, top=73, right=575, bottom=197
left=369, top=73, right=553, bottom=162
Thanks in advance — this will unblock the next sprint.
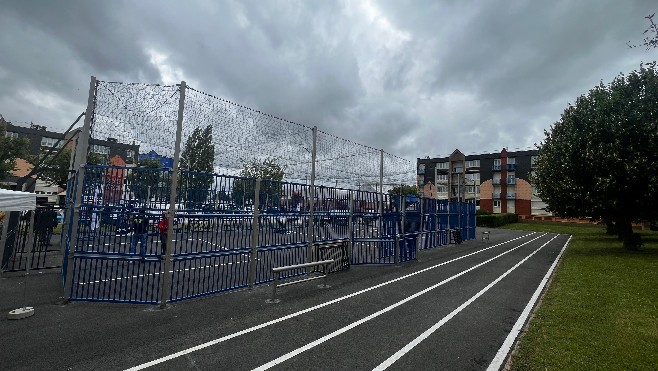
left=501, top=222, right=658, bottom=370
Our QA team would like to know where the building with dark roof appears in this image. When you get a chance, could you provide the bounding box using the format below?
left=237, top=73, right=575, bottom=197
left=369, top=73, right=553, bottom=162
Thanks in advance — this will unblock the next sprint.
left=417, top=148, right=550, bottom=216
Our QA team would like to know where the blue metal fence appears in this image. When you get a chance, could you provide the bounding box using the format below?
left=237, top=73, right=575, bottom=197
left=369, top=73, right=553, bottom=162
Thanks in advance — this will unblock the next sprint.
left=63, top=165, right=476, bottom=304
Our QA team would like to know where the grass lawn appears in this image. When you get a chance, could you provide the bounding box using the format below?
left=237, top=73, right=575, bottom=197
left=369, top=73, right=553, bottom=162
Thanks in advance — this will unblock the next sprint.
left=502, top=222, right=658, bottom=370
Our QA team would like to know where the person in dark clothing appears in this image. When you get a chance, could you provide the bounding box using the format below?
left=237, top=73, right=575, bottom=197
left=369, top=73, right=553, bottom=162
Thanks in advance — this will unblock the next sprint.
left=130, top=209, right=150, bottom=255
left=157, top=212, right=169, bottom=255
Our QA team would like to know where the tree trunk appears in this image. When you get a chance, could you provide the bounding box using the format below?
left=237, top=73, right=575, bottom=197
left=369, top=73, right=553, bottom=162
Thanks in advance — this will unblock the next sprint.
left=604, top=218, right=616, bottom=235
left=618, top=219, right=640, bottom=250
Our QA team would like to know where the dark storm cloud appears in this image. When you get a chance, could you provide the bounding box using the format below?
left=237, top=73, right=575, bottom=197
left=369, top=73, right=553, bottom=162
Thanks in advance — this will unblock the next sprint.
left=0, top=0, right=654, bottom=161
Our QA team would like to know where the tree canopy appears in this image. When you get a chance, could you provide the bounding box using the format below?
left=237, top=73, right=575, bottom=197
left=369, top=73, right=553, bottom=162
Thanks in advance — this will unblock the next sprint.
left=179, top=125, right=215, bottom=207
left=0, top=120, right=29, bottom=184
left=232, top=158, right=285, bottom=209
left=387, top=185, right=420, bottom=197
left=533, top=67, right=658, bottom=249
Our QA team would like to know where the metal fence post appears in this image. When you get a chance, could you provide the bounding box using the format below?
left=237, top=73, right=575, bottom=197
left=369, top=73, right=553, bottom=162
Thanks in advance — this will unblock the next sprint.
left=379, top=149, right=384, bottom=243
left=396, top=189, right=403, bottom=264
left=159, top=81, right=186, bottom=309
left=306, top=126, right=317, bottom=263
left=347, top=191, right=354, bottom=264
left=248, top=178, right=261, bottom=288
left=63, top=76, right=96, bottom=301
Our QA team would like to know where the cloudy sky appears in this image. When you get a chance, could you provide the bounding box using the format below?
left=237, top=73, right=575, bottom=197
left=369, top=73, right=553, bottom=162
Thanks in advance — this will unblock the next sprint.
left=0, top=0, right=655, bottom=161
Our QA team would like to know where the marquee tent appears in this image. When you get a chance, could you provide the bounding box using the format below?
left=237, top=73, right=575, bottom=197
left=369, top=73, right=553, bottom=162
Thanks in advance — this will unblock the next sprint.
left=0, top=188, right=36, bottom=212
left=0, top=188, right=37, bottom=319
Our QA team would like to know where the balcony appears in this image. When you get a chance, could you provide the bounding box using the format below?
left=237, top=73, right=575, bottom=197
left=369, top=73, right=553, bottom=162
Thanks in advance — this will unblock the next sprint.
left=492, top=193, right=501, bottom=199
left=506, top=193, right=516, bottom=199
left=492, top=165, right=501, bottom=171
left=507, top=163, right=517, bottom=171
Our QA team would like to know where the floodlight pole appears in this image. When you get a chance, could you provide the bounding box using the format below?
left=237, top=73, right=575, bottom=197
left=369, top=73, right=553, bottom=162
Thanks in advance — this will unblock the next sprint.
left=159, top=81, right=186, bottom=309
left=63, top=76, right=96, bottom=301
left=306, top=126, right=317, bottom=263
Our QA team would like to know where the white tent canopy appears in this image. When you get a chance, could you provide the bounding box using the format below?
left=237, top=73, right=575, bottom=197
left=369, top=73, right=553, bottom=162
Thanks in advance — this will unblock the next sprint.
left=0, top=188, right=37, bottom=211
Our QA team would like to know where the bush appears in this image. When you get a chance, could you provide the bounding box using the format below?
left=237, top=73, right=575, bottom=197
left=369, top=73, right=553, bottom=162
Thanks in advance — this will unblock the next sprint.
left=476, top=209, right=490, bottom=216
left=477, top=213, right=518, bottom=228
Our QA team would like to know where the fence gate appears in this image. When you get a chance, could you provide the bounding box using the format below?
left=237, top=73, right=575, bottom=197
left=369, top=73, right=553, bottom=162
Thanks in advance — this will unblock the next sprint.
left=2, top=209, right=62, bottom=273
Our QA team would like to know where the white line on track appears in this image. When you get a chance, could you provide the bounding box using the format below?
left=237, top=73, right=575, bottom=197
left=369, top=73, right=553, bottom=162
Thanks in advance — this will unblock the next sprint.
left=124, top=232, right=537, bottom=371
left=251, top=233, right=551, bottom=371
left=373, top=234, right=561, bottom=370
left=485, top=235, right=572, bottom=371
left=78, top=259, right=253, bottom=285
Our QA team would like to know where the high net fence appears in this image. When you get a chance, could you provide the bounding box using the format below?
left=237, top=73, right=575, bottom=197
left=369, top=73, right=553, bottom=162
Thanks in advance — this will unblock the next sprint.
left=89, top=80, right=414, bottom=188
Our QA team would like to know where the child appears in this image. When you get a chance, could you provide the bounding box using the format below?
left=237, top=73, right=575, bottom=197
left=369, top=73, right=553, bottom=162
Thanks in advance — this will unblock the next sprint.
left=157, top=212, right=169, bottom=255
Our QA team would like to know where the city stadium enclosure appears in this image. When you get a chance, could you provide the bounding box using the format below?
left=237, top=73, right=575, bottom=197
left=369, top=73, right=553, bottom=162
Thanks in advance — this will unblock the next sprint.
left=61, top=77, right=476, bottom=305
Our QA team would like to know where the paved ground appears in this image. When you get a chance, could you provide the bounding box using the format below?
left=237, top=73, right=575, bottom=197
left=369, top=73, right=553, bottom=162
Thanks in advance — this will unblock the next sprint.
left=0, top=228, right=569, bottom=371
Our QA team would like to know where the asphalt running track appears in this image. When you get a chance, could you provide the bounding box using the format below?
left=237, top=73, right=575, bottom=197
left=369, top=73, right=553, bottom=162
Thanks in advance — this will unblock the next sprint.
left=1, top=229, right=570, bottom=370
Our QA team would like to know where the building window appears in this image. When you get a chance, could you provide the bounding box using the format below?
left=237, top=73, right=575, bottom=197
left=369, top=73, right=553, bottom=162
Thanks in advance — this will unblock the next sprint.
left=466, top=185, right=480, bottom=194
left=465, top=160, right=480, bottom=168
left=508, top=173, right=516, bottom=184
left=507, top=157, right=516, bottom=164
left=6, top=131, right=19, bottom=139
left=418, top=164, right=425, bottom=174
left=127, top=149, right=135, bottom=161
left=437, top=186, right=448, bottom=193
left=452, top=165, right=463, bottom=173
left=436, top=162, right=449, bottom=170
left=493, top=159, right=501, bottom=166
left=531, top=156, right=537, bottom=167
left=436, top=174, right=448, bottom=181
left=41, top=137, right=62, bottom=148
left=91, top=144, right=110, bottom=155
left=465, top=173, right=480, bottom=181
left=493, top=200, right=501, bottom=208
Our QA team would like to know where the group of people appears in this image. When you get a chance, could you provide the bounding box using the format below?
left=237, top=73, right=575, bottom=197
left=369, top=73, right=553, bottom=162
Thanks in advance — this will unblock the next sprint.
left=129, top=209, right=169, bottom=257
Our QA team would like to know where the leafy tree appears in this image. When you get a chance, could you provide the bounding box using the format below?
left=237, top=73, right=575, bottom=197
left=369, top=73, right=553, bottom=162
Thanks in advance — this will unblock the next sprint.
left=28, top=147, right=74, bottom=189
left=0, top=120, right=29, bottom=183
left=533, top=67, right=658, bottom=249
left=232, top=158, right=285, bottom=209
left=628, top=13, right=658, bottom=68
left=387, top=185, right=420, bottom=197
left=126, top=158, right=170, bottom=204
left=179, top=125, right=215, bottom=207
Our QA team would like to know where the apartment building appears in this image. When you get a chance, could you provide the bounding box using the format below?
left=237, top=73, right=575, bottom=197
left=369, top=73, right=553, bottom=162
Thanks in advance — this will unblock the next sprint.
left=417, top=148, right=550, bottom=216
left=2, top=118, right=139, bottom=202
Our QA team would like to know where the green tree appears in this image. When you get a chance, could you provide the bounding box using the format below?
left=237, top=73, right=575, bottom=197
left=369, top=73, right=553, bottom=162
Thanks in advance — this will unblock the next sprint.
left=0, top=120, right=29, bottom=183
left=533, top=67, right=658, bottom=249
left=126, top=158, right=170, bottom=204
left=387, top=185, right=420, bottom=197
left=232, top=158, right=285, bottom=208
left=28, top=147, right=74, bottom=189
left=179, top=125, right=215, bottom=207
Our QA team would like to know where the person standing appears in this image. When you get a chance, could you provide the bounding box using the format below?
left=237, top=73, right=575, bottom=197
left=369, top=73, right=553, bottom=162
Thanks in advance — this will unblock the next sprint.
left=130, top=209, right=149, bottom=256
left=157, top=212, right=169, bottom=255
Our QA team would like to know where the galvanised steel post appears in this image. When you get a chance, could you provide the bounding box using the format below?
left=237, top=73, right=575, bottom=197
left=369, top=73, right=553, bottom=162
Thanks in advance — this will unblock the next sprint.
left=159, top=81, right=186, bottom=309
left=248, top=178, right=261, bottom=288
left=379, top=149, right=384, bottom=243
left=347, top=191, right=354, bottom=264
left=396, top=186, right=403, bottom=264
left=306, top=126, right=317, bottom=263
left=63, top=76, right=96, bottom=301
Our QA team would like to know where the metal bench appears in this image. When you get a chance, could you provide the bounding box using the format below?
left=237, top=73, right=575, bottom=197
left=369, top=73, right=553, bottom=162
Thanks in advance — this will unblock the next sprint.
left=266, top=259, right=334, bottom=303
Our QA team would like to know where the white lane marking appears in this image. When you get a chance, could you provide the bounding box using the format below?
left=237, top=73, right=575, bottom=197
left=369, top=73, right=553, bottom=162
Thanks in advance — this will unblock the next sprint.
left=251, top=233, right=550, bottom=371
left=486, top=234, right=572, bottom=371
left=125, top=232, right=537, bottom=371
left=79, top=259, right=252, bottom=285
left=374, top=234, right=560, bottom=370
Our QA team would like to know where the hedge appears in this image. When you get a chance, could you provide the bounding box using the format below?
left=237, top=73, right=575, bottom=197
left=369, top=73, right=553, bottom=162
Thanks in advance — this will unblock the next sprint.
left=477, top=213, right=518, bottom=228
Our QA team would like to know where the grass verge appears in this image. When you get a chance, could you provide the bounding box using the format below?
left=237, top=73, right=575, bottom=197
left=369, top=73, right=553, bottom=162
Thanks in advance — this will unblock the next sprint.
left=502, top=222, right=658, bottom=370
